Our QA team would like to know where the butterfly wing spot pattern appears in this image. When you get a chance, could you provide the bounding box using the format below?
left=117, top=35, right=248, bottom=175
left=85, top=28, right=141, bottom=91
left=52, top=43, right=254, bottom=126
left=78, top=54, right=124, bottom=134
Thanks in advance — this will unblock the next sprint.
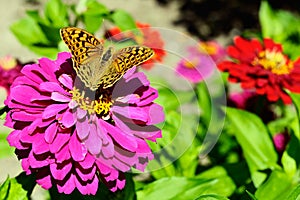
left=100, top=46, right=155, bottom=89
left=60, top=27, right=155, bottom=91
left=60, top=27, right=103, bottom=64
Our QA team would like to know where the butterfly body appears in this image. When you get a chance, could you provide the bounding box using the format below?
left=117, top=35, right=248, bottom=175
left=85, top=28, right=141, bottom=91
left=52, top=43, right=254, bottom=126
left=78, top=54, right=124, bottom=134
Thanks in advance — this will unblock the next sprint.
left=60, top=27, right=154, bottom=91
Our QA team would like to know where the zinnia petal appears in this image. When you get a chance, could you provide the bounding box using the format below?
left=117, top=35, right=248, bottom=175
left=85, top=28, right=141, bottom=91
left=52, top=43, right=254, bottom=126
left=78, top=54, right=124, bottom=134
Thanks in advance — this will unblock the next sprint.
left=218, top=36, right=300, bottom=104
left=4, top=51, right=164, bottom=194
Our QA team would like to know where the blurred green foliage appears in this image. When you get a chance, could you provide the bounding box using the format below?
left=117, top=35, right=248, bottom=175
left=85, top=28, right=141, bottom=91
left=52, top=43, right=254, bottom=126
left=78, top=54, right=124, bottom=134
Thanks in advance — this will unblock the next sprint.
left=10, top=0, right=136, bottom=59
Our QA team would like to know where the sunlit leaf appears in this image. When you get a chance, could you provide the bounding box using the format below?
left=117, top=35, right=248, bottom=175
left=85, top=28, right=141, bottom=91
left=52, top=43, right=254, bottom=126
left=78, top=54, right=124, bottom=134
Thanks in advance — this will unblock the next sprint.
left=10, top=17, right=49, bottom=47
left=82, top=0, right=109, bottom=33
left=246, top=190, right=258, bottom=200
left=195, top=194, right=230, bottom=200
left=110, top=10, right=137, bottom=31
left=255, top=170, right=293, bottom=200
left=137, top=167, right=235, bottom=200
left=281, top=151, right=297, bottom=178
left=285, top=184, right=300, bottom=200
left=44, top=0, right=68, bottom=27
left=289, top=92, right=300, bottom=124
left=0, top=132, right=14, bottom=158
left=156, top=87, right=180, bottom=112
left=259, top=1, right=300, bottom=59
left=0, top=176, right=29, bottom=200
left=226, top=108, right=278, bottom=187
left=148, top=110, right=200, bottom=178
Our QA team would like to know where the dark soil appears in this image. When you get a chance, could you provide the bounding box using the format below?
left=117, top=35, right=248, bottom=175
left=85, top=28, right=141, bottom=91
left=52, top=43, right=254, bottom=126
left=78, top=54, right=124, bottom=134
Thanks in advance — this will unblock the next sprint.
left=155, top=0, right=300, bottom=40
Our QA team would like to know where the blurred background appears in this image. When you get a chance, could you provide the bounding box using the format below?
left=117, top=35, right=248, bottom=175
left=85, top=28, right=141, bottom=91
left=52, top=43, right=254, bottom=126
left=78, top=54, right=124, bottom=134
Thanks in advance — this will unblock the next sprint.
left=3, top=0, right=300, bottom=63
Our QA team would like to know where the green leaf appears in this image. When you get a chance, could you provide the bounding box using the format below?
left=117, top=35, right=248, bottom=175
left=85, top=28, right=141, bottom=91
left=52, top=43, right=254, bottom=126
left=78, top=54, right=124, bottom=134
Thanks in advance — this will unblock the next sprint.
left=147, top=111, right=180, bottom=178
left=147, top=83, right=201, bottom=178
left=15, top=173, right=36, bottom=197
left=259, top=1, right=300, bottom=60
left=255, top=170, right=293, bottom=200
left=10, top=0, right=68, bottom=57
left=195, top=194, right=229, bottom=200
left=290, top=92, right=300, bottom=124
left=110, top=10, right=137, bottom=31
left=155, top=87, right=180, bottom=112
left=196, top=79, right=226, bottom=157
left=223, top=161, right=250, bottom=189
left=246, top=190, right=258, bottom=200
left=194, top=166, right=235, bottom=196
left=196, top=82, right=211, bottom=125
left=148, top=155, right=177, bottom=179
left=267, top=116, right=295, bottom=137
left=0, top=176, right=29, bottom=200
left=44, top=0, right=68, bottom=27
left=0, top=105, right=13, bottom=159
left=0, top=131, right=14, bottom=158
left=27, top=46, right=60, bottom=59
left=0, top=112, right=6, bottom=120
left=176, top=139, right=201, bottom=177
left=282, top=131, right=300, bottom=176
left=226, top=108, right=278, bottom=187
left=10, top=13, right=60, bottom=58
left=259, top=1, right=300, bottom=41
left=0, top=105, right=8, bottom=120
left=281, top=151, right=297, bottom=178
left=282, top=41, right=300, bottom=61
left=259, top=1, right=284, bottom=40
left=285, top=184, right=300, bottom=200
left=148, top=111, right=200, bottom=178
left=82, top=0, right=109, bottom=33
left=25, top=10, right=47, bottom=24
left=137, top=167, right=235, bottom=200
left=38, top=23, right=62, bottom=45
left=0, top=177, right=10, bottom=200
left=10, top=17, right=49, bottom=47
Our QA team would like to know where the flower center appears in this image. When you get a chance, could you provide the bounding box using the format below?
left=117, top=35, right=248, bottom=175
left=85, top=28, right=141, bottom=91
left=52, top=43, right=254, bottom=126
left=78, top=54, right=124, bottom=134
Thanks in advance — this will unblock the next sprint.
left=70, top=87, right=113, bottom=116
left=198, top=42, right=217, bottom=55
left=183, top=58, right=199, bottom=69
left=252, top=50, right=294, bottom=75
left=0, top=56, right=18, bottom=70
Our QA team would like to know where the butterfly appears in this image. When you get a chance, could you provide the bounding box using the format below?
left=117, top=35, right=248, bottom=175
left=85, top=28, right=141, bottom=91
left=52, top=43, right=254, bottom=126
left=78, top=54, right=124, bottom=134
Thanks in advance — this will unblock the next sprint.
left=60, top=27, right=154, bottom=91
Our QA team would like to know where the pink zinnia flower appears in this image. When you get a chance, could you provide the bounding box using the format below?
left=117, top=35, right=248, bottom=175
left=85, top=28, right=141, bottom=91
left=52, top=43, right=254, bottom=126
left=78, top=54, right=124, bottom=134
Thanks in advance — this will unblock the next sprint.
left=188, top=41, right=226, bottom=63
left=176, top=54, right=216, bottom=83
left=228, top=90, right=257, bottom=109
left=4, top=52, right=164, bottom=194
left=176, top=41, right=226, bottom=83
left=0, top=55, right=23, bottom=94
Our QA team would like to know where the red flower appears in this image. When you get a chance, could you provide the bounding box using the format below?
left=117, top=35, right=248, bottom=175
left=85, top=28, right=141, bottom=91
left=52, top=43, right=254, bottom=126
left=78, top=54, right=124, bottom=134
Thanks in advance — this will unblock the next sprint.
left=218, top=36, right=300, bottom=104
left=0, top=56, right=22, bottom=94
left=106, top=22, right=166, bottom=70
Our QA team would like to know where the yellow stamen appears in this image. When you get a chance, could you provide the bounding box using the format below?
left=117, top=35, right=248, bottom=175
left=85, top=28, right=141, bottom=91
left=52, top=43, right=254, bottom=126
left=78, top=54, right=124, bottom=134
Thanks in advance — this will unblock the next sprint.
left=198, top=42, right=217, bottom=55
left=252, top=50, right=293, bottom=75
left=69, top=87, right=113, bottom=116
left=183, top=58, right=199, bottom=69
left=0, top=56, right=17, bottom=70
